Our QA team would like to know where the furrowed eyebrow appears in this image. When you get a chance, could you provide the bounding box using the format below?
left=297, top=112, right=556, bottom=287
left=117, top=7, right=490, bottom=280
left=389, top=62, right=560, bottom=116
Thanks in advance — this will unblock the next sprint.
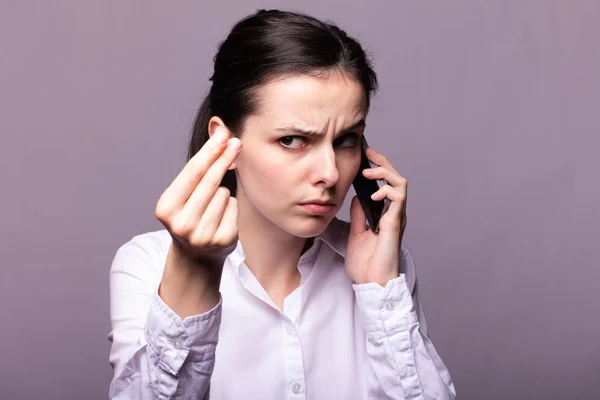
left=275, top=119, right=366, bottom=136
left=274, top=127, right=322, bottom=136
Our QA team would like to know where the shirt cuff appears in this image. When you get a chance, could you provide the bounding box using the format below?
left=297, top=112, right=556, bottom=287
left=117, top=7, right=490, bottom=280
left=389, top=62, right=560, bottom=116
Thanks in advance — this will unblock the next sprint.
left=353, top=275, right=418, bottom=334
left=145, top=292, right=222, bottom=377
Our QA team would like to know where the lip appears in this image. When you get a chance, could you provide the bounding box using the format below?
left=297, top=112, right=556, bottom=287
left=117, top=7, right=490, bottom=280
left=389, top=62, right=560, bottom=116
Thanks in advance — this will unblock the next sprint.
left=299, top=199, right=335, bottom=205
left=299, top=202, right=336, bottom=215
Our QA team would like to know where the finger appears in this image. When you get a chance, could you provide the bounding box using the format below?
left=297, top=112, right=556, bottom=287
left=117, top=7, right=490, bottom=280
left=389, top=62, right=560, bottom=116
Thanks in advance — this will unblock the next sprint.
left=160, top=129, right=230, bottom=211
left=370, top=184, right=406, bottom=203
left=196, top=138, right=241, bottom=193
left=349, top=195, right=368, bottom=237
left=213, top=196, right=239, bottom=244
left=377, top=200, right=404, bottom=234
left=362, top=167, right=406, bottom=188
left=185, top=138, right=242, bottom=216
left=191, top=187, right=231, bottom=241
left=365, top=147, right=396, bottom=171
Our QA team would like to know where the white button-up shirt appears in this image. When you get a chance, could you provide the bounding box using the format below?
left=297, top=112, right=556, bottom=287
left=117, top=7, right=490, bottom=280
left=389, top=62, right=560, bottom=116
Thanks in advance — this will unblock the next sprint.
left=108, top=218, right=455, bottom=399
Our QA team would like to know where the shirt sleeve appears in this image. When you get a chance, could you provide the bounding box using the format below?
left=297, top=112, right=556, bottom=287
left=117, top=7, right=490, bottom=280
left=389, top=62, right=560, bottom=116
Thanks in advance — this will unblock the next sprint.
left=108, top=235, right=222, bottom=399
left=353, top=247, right=456, bottom=400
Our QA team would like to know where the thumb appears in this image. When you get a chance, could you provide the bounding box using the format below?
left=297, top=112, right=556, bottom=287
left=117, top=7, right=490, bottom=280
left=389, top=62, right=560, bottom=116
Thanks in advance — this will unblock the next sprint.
left=349, top=195, right=368, bottom=237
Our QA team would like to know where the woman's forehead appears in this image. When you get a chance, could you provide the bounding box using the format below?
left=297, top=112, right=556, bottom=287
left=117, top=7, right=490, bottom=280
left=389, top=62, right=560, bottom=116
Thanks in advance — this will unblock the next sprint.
left=252, top=74, right=367, bottom=130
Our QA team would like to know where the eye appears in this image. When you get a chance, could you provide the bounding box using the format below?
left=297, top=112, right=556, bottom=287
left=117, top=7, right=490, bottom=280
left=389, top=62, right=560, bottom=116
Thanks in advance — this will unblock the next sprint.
left=279, top=136, right=306, bottom=149
left=335, top=133, right=360, bottom=148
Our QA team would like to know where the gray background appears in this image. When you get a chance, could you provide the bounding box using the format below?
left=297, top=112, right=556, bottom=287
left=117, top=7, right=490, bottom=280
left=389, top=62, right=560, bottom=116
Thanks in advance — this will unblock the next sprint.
left=1, top=1, right=598, bottom=399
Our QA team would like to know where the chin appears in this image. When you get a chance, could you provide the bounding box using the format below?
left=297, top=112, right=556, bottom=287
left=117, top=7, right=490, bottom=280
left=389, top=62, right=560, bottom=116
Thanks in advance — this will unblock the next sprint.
left=279, top=214, right=334, bottom=238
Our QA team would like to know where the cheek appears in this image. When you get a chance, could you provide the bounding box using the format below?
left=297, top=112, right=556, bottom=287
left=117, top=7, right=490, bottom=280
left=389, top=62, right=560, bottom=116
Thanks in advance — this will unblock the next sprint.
left=237, top=150, right=291, bottom=191
left=261, top=161, right=289, bottom=185
left=338, top=154, right=361, bottom=186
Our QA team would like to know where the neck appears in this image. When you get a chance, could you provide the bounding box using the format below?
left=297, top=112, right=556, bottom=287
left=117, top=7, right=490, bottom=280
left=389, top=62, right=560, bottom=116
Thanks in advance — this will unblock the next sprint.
left=236, top=191, right=312, bottom=302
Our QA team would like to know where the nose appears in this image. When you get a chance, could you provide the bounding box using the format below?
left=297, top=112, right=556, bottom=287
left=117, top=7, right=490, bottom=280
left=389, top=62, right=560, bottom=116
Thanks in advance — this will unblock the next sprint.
left=310, top=145, right=339, bottom=188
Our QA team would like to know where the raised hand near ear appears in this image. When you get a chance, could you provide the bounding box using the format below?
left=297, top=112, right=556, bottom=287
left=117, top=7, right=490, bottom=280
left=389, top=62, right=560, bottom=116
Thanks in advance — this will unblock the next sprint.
left=345, top=147, right=407, bottom=287
left=154, top=127, right=242, bottom=318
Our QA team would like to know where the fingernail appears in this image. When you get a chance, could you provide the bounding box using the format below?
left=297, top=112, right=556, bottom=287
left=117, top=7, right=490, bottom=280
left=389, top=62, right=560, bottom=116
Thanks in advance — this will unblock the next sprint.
left=228, top=138, right=241, bottom=150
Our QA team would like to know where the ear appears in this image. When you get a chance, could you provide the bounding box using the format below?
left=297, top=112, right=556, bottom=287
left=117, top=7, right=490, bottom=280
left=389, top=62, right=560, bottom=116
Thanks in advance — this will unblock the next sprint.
left=207, top=116, right=237, bottom=170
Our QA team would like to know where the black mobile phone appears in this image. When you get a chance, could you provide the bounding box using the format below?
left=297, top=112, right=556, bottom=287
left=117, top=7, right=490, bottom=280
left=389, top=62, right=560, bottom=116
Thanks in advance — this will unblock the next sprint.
left=352, top=136, right=391, bottom=233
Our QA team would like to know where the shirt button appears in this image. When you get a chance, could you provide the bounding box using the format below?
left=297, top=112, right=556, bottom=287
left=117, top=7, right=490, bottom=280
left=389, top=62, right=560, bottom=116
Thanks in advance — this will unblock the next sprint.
left=384, top=301, right=395, bottom=311
left=286, top=326, right=297, bottom=336
left=174, top=340, right=183, bottom=349
left=291, top=383, right=303, bottom=394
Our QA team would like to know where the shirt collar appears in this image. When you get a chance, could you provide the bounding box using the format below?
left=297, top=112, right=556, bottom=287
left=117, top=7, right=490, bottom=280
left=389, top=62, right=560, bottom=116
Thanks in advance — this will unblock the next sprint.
left=313, top=216, right=349, bottom=258
left=227, top=217, right=350, bottom=274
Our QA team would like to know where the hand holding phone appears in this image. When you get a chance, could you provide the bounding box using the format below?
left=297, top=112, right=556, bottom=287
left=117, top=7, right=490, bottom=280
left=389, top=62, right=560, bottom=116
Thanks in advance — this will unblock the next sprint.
left=352, top=136, right=391, bottom=233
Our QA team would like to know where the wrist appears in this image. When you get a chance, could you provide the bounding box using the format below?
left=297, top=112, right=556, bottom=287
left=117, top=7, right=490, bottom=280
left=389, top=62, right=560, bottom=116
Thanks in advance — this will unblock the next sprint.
left=364, top=270, right=399, bottom=287
left=159, top=243, right=222, bottom=318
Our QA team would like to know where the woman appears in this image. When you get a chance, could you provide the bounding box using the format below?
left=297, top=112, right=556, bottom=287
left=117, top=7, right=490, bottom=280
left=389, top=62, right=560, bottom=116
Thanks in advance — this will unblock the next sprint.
left=108, top=9, right=455, bottom=400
